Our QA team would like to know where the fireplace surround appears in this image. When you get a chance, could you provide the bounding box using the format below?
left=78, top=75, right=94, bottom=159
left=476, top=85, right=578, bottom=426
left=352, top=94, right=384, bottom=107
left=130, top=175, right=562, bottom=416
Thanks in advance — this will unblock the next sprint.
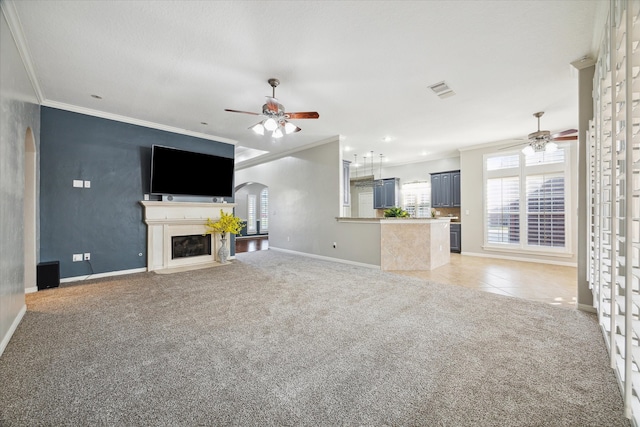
left=140, top=201, right=236, bottom=272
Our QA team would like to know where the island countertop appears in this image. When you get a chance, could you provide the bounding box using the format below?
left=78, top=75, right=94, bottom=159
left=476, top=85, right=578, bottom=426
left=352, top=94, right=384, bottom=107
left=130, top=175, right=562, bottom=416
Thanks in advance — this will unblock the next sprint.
left=336, top=217, right=453, bottom=223
left=335, top=217, right=451, bottom=270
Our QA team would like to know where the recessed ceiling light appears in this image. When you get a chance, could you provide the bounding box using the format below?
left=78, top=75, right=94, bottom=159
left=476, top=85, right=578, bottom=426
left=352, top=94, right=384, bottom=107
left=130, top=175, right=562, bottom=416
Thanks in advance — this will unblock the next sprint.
left=90, top=94, right=102, bottom=99
left=382, top=136, right=392, bottom=142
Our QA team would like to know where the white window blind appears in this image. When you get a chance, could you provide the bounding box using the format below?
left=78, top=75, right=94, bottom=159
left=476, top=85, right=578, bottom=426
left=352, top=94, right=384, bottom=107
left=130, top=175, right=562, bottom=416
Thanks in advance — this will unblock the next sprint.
left=402, top=181, right=430, bottom=217
left=247, top=194, right=257, bottom=234
left=486, top=177, right=520, bottom=244
left=484, top=147, right=569, bottom=252
left=260, top=188, right=268, bottom=232
left=526, top=174, right=565, bottom=247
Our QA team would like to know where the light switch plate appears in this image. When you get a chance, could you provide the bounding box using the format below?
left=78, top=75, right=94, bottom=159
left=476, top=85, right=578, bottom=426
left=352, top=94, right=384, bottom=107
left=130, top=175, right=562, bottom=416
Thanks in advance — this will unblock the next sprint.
left=73, top=180, right=83, bottom=188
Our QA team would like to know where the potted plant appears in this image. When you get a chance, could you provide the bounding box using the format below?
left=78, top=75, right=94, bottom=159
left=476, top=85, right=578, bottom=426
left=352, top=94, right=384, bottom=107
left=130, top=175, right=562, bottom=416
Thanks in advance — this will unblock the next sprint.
left=383, top=206, right=410, bottom=218
left=204, top=210, right=245, bottom=264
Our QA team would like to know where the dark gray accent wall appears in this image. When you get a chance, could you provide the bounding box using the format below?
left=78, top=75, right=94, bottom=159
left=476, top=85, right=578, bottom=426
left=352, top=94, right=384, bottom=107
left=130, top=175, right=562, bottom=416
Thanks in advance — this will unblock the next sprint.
left=40, top=107, right=234, bottom=278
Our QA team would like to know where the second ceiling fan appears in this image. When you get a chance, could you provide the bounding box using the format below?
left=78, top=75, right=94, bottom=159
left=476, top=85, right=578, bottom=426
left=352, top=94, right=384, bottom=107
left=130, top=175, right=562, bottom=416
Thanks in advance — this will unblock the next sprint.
left=225, top=78, right=319, bottom=138
left=502, top=112, right=578, bottom=155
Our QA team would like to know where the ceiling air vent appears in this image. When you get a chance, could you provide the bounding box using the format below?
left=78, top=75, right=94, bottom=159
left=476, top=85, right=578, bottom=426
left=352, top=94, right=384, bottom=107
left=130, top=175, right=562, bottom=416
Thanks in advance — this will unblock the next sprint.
left=428, top=81, right=455, bottom=99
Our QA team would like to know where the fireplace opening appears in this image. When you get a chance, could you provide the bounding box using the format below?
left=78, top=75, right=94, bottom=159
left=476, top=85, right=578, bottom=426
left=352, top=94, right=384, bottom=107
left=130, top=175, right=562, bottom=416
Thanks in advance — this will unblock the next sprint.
left=172, top=234, right=212, bottom=259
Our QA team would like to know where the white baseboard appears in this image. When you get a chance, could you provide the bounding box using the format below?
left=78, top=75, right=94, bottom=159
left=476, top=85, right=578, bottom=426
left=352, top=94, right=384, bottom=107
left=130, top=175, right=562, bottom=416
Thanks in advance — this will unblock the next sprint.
left=25, top=286, right=38, bottom=294
left=60, top=267, right=147, bottom=284
left=0, top=304, right=26, bottom=358
left=461, top=251, right=578, bottom=267
left=577, top=303, right=597, bottom=313
left=268, top=247, right=380, bottom=270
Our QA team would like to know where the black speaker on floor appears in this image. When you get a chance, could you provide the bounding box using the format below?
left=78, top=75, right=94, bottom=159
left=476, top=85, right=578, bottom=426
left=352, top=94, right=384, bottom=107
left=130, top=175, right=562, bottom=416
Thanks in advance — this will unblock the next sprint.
left=37, top=261, right=60, bottom=290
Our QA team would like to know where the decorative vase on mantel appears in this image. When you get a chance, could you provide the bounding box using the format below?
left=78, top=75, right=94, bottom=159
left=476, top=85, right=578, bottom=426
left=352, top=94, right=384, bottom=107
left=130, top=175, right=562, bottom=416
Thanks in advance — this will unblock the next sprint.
left=218, top=234, right=229, bottom=264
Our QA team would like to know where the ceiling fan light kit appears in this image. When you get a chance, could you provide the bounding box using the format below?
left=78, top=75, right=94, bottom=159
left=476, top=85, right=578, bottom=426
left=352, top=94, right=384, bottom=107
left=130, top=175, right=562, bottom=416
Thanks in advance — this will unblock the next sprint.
left=499, top=111, right=577, bottom=155
left=226, top=78, right=319, bottom=139
left=521, top=111, right=574, bottom=155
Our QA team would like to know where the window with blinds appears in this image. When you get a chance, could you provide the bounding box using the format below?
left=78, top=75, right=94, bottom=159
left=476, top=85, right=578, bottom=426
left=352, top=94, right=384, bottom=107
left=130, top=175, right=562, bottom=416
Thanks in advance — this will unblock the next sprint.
left=402, top=181, right=430, bottom=217
left=260, top=188, right=268, bottom=232
left=526, top=175, right=564, bottom=247
left=484, top=147, right=569, bottom=252
left=486, top=177, right=520, bottom=244
left=247, top=194, right=257, bottom=234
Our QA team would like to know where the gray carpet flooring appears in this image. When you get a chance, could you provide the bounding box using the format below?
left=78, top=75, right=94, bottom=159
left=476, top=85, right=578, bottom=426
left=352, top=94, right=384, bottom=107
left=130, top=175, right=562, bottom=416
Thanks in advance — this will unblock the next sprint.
left=0, top=250, right=630, bottom=426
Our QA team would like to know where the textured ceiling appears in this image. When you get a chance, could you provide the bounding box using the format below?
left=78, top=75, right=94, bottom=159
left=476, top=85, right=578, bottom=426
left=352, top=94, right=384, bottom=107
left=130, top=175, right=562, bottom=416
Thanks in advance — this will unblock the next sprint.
left=7, top=0, right=602, bottom=167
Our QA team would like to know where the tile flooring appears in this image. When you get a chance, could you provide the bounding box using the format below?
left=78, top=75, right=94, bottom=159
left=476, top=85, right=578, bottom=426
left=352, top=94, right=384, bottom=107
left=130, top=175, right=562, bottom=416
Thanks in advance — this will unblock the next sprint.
left=237, top=237, right=578, bottom=309
left=392, top=254, right=577, bottom=309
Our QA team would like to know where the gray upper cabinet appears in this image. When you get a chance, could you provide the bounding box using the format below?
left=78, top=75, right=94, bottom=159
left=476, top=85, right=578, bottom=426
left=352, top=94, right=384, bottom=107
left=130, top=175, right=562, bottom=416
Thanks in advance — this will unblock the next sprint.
left=373, top=178, right=399, bottom=209
left=431, top=170, right=461, bottom=208
left=452, top=171, right=461, bottom=207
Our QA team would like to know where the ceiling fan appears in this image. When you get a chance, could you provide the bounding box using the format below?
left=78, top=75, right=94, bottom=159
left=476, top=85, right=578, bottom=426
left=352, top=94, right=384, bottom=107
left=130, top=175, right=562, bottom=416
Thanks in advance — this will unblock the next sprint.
left=224, top=78, right=319, bottom=138
left=501, top=112, right=577, bottom=155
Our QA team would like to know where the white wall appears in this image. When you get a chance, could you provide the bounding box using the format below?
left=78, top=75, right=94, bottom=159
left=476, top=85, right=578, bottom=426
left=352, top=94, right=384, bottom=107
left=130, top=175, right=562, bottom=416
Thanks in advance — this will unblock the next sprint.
left=236, top=138, right=380, bottom=266
left=459, top=142, right=578, bottom=266
left=381, top=157, right=460, bottom=184
left=1, top=5, right=41, bottom=355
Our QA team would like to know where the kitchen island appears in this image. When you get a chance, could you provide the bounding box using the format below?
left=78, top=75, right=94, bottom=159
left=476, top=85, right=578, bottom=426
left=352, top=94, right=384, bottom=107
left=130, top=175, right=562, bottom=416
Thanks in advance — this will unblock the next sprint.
left=336, top=217, right=451, bottom=271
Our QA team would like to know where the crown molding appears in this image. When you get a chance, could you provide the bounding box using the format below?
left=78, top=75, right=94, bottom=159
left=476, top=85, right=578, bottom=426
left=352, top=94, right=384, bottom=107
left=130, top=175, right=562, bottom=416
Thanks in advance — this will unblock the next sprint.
left=42, top=100, right=238, bottom=145
left=1, top=0, right=45, bottom=102
left=235, top=135, right=340, bottom=170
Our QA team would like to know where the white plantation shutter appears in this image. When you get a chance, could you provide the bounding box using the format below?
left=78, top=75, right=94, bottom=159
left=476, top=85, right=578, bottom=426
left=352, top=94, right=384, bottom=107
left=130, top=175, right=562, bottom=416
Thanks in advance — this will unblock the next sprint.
left=247, top=195, right=257, bottom=234
left=402, top=182, right=430, bottom=218
left=260, top=188, right=268, bottom=232
left=486, top=177, right=520, bottom=244
left=484, top=147, right=569, bottom=252
left=526, top=175, right=565, bottom=247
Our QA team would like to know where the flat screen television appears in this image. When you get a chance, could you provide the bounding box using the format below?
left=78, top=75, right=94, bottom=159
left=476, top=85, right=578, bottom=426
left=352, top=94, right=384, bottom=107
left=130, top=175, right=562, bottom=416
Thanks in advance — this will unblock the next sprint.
left=150, top=145, right=234, bottom=197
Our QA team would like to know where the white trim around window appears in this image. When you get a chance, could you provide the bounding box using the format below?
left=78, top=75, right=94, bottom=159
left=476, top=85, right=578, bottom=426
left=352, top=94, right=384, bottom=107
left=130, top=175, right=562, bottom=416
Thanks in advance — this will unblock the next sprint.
left=482, top=145, right=572, bottom=256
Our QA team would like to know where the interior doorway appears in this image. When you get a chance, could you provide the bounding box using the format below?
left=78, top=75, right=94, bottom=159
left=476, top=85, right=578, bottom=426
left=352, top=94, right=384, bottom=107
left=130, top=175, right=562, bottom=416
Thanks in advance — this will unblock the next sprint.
left=234, top=182, right=269, bottom=253
left=24, top=128, right=37, bottom=293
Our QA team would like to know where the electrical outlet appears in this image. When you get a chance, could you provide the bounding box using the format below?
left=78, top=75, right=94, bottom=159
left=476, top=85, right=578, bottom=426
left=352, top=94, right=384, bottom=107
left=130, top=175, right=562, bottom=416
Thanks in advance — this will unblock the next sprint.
left=84, top=180, right=91, bottom=188
left=73, top=253, right=83, bottom=262
left=84, top=253, right=91, bottom=261
left=287, top=236, right=290, bottom=242
left=332, top=242, right=337, bottom=248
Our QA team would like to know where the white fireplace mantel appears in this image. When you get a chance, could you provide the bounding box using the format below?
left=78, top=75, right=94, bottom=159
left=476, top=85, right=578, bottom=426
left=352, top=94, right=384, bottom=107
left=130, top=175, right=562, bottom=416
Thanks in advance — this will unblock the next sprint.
left=140, top=201, right=236, bottom=272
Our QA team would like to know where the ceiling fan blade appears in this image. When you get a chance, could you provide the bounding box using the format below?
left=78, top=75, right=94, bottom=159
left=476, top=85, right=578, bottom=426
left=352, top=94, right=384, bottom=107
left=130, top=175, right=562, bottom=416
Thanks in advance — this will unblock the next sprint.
left=285, top=112, right=320, bottom=119
left=552, top=135, right=578, bottom=141
left=551, top=129, right=577, bottom=138
left=224, top=109, right=260, bottom=116
left=265, top=97, right=279, bottom=113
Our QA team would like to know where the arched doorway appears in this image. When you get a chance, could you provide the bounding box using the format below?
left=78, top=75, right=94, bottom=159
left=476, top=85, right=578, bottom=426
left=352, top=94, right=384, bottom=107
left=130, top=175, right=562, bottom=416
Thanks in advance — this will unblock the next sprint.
left=235, top=182, right=269, bottom=253
left=24, top=128, right=37, bottom=293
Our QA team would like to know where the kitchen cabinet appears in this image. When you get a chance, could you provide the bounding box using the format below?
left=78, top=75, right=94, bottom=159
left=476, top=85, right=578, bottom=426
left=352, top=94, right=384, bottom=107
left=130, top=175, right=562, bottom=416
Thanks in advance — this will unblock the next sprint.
left=450, top=223, right=461, bottom=253
left=431, top=170, right=461, bottom=208
left=373, top=178, right=399, bottom=209
left=452, top=171, right=461, bottom=207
